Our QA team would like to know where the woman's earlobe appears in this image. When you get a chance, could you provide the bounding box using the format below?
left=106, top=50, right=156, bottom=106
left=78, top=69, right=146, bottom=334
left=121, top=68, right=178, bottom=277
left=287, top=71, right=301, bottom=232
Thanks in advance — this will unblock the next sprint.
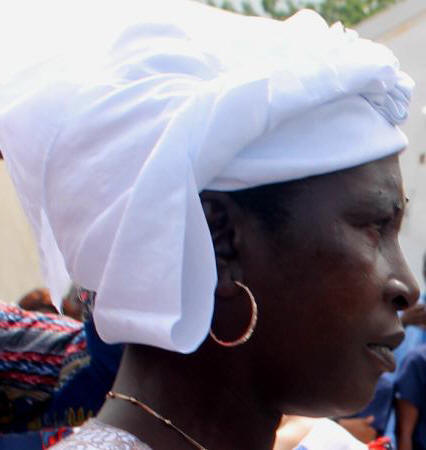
left=201, top=192, right=244, bottom=296
left=215, top=256, right=241, bottom=298
left=201, top=194, right=237, bottom=259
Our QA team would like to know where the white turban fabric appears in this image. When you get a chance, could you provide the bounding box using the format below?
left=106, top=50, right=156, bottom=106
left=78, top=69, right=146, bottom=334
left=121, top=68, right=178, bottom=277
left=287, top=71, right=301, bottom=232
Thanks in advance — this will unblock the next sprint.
left=0, top=0, right=413, bottom=352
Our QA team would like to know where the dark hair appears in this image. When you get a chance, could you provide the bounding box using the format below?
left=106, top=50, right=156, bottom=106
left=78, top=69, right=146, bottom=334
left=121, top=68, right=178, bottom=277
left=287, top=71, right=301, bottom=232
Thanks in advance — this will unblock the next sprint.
left=228, top=179, right=308, bottom=234
left=18, top=288, right=58, bottom=314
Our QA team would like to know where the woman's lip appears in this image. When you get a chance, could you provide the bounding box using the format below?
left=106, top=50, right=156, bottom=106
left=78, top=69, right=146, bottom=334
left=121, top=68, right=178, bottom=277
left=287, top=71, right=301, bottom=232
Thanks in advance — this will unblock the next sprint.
left=366, top=344, right=396, bottom=372
left=365, top=330, right=405, bottom=373
left=370, top=329, right=405, bottom=351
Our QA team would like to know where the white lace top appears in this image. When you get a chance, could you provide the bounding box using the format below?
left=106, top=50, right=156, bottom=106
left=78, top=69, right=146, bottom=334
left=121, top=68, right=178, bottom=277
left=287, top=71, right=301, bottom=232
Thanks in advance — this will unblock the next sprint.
left=49, top=419, right=152, bottom=449
left=51, top=417, right=366, bottom=449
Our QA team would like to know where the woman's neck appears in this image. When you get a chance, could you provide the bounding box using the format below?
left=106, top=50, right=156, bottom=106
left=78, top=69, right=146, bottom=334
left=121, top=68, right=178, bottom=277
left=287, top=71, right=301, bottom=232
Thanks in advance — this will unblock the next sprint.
left=97, top=343, right=280, bottom=450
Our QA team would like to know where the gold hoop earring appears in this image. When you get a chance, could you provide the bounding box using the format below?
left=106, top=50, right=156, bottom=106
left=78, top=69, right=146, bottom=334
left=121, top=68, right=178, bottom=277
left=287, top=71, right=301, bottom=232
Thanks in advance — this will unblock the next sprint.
left=209, top=281, right=258, bottom=347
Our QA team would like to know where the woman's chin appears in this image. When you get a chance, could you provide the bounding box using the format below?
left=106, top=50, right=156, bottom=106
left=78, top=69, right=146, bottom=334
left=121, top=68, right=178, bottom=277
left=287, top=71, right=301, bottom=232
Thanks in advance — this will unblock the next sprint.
left=328, top=389, right=377, bottom=418
left=282, top=384, right=377, bottom=419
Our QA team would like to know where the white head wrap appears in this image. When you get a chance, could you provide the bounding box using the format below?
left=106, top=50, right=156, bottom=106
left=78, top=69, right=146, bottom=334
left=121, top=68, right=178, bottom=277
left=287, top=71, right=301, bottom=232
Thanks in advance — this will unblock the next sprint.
left=0, top=0, right=413, bottom=352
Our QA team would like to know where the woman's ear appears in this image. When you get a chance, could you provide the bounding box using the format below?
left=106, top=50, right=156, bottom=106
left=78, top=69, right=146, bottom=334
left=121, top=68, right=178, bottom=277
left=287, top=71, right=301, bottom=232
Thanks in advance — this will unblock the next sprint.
left=200, top=191, right=243, bottom=298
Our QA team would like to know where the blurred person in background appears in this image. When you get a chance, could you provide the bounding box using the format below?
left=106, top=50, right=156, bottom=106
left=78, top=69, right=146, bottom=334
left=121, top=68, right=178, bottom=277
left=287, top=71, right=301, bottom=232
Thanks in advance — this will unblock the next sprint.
left=0, top=290, right=122, bottom=449
left=395, top=344, right=426, bottom=450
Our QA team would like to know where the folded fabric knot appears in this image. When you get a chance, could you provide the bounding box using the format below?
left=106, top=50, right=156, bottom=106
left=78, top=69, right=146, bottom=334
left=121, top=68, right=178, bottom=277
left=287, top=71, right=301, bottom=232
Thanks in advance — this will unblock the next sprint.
left=362, top=79, right=412, bottom=125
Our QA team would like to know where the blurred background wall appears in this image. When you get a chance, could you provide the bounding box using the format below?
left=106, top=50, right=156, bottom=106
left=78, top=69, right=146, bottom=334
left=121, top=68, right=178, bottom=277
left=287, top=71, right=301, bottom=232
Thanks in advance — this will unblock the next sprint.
left=0, top=164, right=44, bottom=303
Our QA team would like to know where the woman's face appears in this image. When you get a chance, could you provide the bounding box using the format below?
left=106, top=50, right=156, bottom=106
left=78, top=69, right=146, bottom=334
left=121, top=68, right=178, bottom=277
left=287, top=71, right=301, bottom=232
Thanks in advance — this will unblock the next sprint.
left=242, top=154, right=419, bottom=417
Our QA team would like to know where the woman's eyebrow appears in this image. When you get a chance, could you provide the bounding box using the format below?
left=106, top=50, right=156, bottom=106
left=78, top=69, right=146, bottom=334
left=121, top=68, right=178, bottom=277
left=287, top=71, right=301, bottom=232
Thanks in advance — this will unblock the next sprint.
left=344, top=191, right=405, bottom=219
left=359, top=192, right=394, bottom=209
left=361, top=189, right=407, bottom=212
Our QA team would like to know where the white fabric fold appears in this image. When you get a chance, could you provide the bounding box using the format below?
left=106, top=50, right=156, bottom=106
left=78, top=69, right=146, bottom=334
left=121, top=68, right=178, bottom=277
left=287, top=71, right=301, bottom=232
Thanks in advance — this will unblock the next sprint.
left=0, top=0, right=413, bottom=352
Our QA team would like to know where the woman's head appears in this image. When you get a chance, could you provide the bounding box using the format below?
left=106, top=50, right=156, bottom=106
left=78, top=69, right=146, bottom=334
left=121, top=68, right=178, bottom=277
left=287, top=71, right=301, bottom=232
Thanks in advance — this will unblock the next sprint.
left=204, top=154, right=418, bottom=417
left=0, top=0, right=416, bottom=416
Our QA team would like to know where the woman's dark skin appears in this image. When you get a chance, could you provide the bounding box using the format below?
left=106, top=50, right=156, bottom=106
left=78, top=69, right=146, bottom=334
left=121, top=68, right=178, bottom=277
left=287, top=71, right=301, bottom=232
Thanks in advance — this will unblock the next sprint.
left=98, top=154, right=419, bottom=450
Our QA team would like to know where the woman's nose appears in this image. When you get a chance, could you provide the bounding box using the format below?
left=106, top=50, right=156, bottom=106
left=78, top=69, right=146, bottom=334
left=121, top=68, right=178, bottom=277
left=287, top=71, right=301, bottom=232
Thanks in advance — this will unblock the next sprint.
left=384, top=272, right=420, bottom=311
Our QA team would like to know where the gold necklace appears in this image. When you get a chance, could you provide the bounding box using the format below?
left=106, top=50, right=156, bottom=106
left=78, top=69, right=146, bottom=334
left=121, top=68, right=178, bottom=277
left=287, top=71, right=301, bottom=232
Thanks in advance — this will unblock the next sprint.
left=106, top=391, right=208, bottom=450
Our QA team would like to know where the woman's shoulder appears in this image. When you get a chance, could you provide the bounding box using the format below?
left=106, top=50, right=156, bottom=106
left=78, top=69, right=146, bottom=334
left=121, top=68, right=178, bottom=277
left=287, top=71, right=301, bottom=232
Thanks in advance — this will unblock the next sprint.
left=49, top=418, right=152, bottom=450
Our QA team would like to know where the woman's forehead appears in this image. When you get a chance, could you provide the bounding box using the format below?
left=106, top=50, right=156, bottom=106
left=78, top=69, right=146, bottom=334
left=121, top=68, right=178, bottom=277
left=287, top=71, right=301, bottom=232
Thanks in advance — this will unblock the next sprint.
left=341, top=156, right=403, bottom=202
left=320, top=156, right=402, bottom=200
left=280, top=155, right=405, bottom=218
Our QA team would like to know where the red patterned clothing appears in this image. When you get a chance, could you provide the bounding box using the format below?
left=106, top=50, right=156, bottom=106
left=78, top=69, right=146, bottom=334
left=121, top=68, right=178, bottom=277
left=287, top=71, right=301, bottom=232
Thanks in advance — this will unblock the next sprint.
left=0, top=301, right=87, bottom=432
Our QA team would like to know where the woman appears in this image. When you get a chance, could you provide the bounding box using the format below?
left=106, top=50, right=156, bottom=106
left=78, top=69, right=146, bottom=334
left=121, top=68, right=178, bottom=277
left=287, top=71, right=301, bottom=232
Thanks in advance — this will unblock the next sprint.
left=0, top=0, right=419, bottom=448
